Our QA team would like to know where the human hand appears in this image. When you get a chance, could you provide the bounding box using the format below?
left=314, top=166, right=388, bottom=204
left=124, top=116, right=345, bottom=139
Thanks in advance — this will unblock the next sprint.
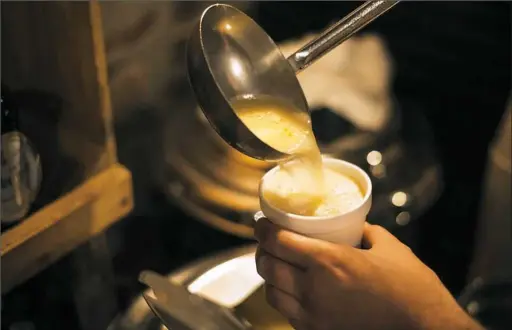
left=254, top=218, right=483, bottom=330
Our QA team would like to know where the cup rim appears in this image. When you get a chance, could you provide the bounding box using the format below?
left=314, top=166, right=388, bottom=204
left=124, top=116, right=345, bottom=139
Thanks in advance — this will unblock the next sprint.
left=259, top=156, right=372, bottom=221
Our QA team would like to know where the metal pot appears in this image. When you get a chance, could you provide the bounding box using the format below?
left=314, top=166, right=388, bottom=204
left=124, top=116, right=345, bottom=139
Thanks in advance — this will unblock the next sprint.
left=108, top=245, right=274, bottom=330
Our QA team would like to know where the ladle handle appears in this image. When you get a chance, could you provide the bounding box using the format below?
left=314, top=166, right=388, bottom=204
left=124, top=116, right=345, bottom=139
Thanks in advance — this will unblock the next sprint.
left=287, top=0, right=399, bottom=73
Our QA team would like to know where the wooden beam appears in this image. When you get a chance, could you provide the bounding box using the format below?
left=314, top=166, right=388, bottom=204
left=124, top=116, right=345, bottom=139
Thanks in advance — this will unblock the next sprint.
left=1, top=164, right=133, bottom=294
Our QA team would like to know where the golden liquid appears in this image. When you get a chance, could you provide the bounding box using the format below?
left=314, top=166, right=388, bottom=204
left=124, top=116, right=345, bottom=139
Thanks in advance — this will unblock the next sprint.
left=233, top=96, right=326, bottom=215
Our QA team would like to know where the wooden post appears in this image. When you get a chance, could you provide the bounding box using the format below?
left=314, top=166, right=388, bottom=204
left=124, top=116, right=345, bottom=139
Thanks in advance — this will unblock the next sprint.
left=1, top=2, right=133, bottom=328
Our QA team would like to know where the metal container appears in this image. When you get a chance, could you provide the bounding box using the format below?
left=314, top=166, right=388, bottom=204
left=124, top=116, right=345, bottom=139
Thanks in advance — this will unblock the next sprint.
left=108, top=245, right=268, bottom=330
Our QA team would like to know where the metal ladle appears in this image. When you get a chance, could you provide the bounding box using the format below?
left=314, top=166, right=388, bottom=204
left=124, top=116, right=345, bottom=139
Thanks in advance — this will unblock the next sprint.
left=187, top=1, right=399, bottom=162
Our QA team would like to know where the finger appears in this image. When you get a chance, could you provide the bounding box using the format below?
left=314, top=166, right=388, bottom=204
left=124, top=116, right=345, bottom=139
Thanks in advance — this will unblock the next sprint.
left=362, top=223, right=405, bottom=250
left=256, top=247, right=304, bottom=299
left=265, top=284, right=304, bottom=322
left=362, top=223, right=392, bottom=248
left=255, top=218, right=341, bottom=269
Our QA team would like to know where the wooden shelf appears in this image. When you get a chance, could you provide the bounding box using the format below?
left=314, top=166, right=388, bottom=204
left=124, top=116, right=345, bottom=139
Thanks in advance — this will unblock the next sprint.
left=1, top=0, right=134, bottom=300
left=1, top=164, right=133, bottom=294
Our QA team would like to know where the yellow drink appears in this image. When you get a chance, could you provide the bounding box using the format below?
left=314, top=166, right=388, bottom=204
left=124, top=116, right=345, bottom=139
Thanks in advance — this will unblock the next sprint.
left=233, top=95, right=363, bottom=216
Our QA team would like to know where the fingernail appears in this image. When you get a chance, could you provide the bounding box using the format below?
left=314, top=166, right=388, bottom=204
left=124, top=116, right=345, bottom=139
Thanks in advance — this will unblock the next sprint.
left=254, top=211, right=265, bottom=222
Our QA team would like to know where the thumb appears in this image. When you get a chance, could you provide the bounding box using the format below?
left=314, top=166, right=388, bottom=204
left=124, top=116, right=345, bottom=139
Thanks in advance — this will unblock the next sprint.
left=362, top=223, right=399, bottom=249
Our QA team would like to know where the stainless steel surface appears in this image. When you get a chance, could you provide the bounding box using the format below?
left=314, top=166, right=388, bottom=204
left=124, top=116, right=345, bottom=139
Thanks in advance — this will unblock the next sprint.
left=140, top=271, right=252, bottom=330
left=187, top=3, right=305, bottom=162
left=288, top=1, right=399, bottom=73
left=187, top=1, right=399, bottom=162
left=108, top=245, right=258, bottom=330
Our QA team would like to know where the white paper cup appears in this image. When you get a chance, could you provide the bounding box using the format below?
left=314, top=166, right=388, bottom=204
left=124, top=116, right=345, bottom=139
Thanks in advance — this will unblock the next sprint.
left=258, top=157, right=372, bottom=246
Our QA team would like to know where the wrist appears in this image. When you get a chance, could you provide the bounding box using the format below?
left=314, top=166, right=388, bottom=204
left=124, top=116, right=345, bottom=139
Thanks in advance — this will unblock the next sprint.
left=417, top=302, right=484, bottom=330
left=446, top=307, right=484, bottom=330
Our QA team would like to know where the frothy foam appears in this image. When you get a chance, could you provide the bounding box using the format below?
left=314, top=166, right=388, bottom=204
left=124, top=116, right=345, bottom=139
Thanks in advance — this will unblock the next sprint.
left=263, top=165, right=364, bottom=217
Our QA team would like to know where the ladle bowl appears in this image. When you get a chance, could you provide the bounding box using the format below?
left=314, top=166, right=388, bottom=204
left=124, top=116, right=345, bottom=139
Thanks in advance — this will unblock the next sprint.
left=187, top=4, right=305, bottom=161
left=187, top=1, right=398, bottom=162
